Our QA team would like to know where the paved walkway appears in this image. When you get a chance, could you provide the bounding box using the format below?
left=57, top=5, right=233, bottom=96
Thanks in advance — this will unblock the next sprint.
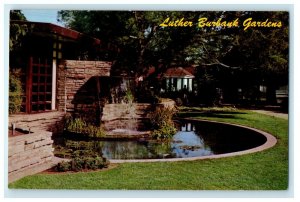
left=251, top=110, right=288, bottom=120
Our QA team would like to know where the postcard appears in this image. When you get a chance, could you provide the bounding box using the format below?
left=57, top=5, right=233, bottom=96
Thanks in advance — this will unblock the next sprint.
left=6, top=8, right=290, bottom=197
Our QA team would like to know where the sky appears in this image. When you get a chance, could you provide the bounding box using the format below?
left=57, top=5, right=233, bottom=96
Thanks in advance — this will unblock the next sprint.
left=21, top=9, right=64, bottom=26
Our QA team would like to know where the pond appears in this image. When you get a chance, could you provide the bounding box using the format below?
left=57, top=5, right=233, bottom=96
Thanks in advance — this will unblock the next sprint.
left=54, top=120, right=267, bottom=160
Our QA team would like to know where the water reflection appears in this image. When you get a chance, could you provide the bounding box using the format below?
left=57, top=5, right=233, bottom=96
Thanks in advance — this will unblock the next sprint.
left=98, top=122, right=215, bottom=159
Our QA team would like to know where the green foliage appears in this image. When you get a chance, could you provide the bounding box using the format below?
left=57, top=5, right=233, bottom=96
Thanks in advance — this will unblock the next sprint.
left=124, top=90, right=134, bottom=104
left=70, top=151, right=109, bottom=171
left=55, top=156, right=108, bottom=172
left=149, top=107, right=176, bottom=129
left=55, top=161, right=71, bottom=172
left=149, top=107, right=177, bottom=140
left=10, top=10, right=28, bottom=51
left=85, top=125, right=106, bottom=138
left=64, top=116, right=106, bottom=138
left=65, top=117, right=86, bottom=134
left=10, top=10, right=26, bottom=21
left=151, top=124, right=177, bottom=140
left=55, top=141, right=109, bottom=172
left=9, top=71, right=23, bottom=114
left=58, top=11, right=288, bottom=106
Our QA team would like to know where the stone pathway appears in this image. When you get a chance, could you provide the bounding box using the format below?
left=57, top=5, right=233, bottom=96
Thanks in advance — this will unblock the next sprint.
left=251, top=110, right=288, bottom=120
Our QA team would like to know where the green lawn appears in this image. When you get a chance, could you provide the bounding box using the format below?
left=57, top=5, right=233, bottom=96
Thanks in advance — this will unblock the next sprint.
left=8, top=108, right=289, bottom=190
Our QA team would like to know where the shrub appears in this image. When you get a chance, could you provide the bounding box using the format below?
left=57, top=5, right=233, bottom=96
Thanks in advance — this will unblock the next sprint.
left=70, top=154, right=109, bottom=171
left=149, top=107, right=177, bottom=140
left=71, top=156, right=84, bottom=171
left=65, top=117, right=86, bottom=134
left=149, top=107, right=177, bottom=129
left=55, top=161, right=71, bottom=172
left=9, top=71, right=23, bottom=114
left=86, top=124, right=106, bottom=138
left=151, top=124, right=177, bottom=140
left=55, top=152, right=109, bottom=172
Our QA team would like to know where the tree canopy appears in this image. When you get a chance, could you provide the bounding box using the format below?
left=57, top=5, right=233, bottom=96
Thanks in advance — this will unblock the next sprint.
left=58, top=11, right=288, bottom=104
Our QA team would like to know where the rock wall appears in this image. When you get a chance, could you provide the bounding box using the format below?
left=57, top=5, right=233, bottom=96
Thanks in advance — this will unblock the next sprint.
left=8, top=130, right=54, bottom=183
left=101, top=103, right=153, bottom=122
left=9, top=111, right=65, bottom=135
left=57, top=60, right=112, bottom=121
left=101, top=100, right=176, bottom=122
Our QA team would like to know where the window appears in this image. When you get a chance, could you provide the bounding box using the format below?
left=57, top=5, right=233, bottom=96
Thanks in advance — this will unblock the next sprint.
left=26, top=57, right=54, bottom=113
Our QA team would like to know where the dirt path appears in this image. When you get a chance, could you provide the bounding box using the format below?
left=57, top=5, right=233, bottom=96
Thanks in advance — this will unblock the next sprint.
left=251, top=110, right=288, bottom=120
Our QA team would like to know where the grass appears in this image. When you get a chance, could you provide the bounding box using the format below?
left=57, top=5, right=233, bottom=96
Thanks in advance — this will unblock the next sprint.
left=8, top=107, right=289, bottom=190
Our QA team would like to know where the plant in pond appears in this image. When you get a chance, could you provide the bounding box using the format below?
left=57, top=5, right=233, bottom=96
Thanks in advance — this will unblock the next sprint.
left=63, top=141, right=103, bottom=155
left=124, top=90, right=134, bottom=104
left=65, top=117, right=86, bottom=134
left=85, top=125, right=106, bottom=138
left=64, top=116, right=106, bottom=138
left=149, top=107, right=177, bottom=140
left=151, top=124, right=177, bottom=140
left=150, top=141, right=175, bottom=158
left=179, top=145, right=202, bottom=151
left=149, top=107, right=176, bottom=129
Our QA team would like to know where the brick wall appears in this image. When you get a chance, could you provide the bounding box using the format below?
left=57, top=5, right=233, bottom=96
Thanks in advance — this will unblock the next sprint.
left=57, top=60, right=112, bottom=123
left=8, top=130, right=54, bottom=183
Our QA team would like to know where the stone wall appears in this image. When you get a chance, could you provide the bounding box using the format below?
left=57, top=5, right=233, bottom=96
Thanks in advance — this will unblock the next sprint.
left=101, top=100, right=176, bottom=122
left=8, top=130, right=54, bottom=183
left=101, top=103, right=153, bottom=122
left=9, top=111, right=65, bottom=135
left=57, top=60, right=112, bottom=121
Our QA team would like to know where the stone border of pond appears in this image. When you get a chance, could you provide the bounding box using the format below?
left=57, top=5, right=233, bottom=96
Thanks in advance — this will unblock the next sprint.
left=109, top=118, right=277, bottom=163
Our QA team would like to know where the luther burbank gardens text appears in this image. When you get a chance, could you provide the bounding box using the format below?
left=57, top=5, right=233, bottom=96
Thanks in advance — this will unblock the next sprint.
left=159, top=17, right=282, bottom=30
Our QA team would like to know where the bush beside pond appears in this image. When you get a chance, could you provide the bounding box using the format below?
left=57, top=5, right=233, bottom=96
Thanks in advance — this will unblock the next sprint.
left=55, top=144, right=109, bottom=172
left=55, top=155, right=109, bottom=172
left=151, top=124, right=177, bottom=140
left=149, top=107, right=177, bottom=140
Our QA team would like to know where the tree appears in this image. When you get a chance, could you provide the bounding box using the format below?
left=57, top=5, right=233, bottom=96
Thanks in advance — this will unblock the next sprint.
left=58, top=11, right=289, bottom=105
left=9, top=10, right=27, bottom=51
left=181, top=11, right=288, bottom=104
left=58, top=11, right=209, bottom=75
left=9, top=10, right=27, bottom=113
left=220, top=11, right=289, bottom=104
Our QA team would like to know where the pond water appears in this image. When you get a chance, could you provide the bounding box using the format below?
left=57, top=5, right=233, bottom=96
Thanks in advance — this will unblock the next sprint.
left=54, top=120, right=267, bottom=160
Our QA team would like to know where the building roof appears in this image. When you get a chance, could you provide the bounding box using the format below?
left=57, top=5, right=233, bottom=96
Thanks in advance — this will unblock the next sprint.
left=163, top=67, right=195, bottom=78
left=10, top=20, right=101, bottom=45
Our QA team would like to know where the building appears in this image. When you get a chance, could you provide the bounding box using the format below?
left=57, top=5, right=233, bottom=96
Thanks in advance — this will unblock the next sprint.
left=10, top=21, right=112, bottom=115
left=162, top=67, right=195, bottom=93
